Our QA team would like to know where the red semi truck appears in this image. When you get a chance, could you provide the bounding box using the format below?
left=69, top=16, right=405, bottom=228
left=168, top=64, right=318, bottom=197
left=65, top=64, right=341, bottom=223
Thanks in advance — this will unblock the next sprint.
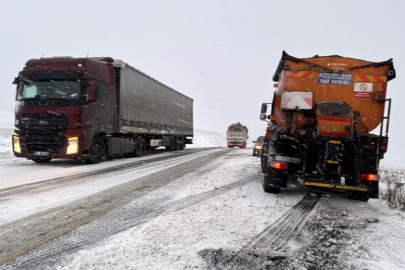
left=12, top=57, right=193, bottom=163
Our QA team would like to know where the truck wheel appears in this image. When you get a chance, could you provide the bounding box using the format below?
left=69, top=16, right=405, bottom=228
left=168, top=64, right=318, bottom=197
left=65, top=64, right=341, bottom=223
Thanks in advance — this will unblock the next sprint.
left=253, top=151, right=256, bottom=156
left=172, top=140, right=178, bottom=151
left=86, top=137, right=106, bottom=164
left=175, top=140, right=182, bottom=151
left=32, top=158, right=52, bottom=163
left=261, top=152, right=268, bottom=173
left=134, top=139, right=145, bottom=157
left=166, top=138, right=176, bottom=151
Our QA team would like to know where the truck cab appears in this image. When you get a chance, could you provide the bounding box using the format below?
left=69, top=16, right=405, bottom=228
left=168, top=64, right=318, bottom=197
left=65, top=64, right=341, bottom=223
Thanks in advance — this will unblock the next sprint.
left=12, top=57, right=117, bottom=163
left=12, top=57, right=193, bottom=163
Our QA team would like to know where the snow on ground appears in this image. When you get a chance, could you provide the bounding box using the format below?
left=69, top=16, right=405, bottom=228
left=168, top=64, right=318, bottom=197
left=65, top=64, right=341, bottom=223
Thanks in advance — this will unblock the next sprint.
left=273, top=193, right=405, bottom=270
left=188, top=129, right=226, bottom=148
left=0, top=149, right=222, bottom=226
left=361, top=197, right=405, bottom=269
left=48, top=151, right=405, bottom=270
left=379, top=169, right=405, bottom=210
left=52, top=149, right=306, bottom=270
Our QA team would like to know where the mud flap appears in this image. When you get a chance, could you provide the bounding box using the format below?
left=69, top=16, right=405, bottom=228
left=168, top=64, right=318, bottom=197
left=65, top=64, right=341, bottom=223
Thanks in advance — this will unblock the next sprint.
left=367, top=181, right=379, bottom=199
left=266, top=168, right=288, bottom=188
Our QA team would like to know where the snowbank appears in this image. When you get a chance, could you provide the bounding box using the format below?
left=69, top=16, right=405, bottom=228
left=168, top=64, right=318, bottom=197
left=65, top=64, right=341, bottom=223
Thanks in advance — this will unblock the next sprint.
left=379, top=169, right=405, bottom=210
left=0, top=108, right=15, bottom=163
left=188, top=130, right=226, bottom=148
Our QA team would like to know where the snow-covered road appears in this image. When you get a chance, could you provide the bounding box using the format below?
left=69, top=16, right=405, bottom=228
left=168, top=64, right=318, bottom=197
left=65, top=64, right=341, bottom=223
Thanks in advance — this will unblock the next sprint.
left=1, top=147, right=405, bottom=269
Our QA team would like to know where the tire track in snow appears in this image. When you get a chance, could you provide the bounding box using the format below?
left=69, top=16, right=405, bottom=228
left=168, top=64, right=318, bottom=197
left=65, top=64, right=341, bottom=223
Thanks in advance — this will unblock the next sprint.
left=0, top=149, right=227, bottom=226
left=200, top=191, right=320, bottom=270
left=0, top=149, right=212, bottom=198
left=2, top=175, right=257, bottom=269
left=0, top=149, right=253, bottom=268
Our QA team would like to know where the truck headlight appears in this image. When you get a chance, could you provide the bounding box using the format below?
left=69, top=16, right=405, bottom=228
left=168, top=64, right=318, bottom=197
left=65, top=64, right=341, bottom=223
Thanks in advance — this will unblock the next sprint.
left=13, top=136, right=21, bottom=153
left=66, top=137, right=79, bottom=154
left=255, top=146, right=262, bottom=149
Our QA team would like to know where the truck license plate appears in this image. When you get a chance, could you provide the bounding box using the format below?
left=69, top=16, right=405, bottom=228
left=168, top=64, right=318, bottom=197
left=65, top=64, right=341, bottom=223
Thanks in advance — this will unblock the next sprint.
left=275, top=155, right=301, bottom=164
left=34, top=151, right=49, bottom=156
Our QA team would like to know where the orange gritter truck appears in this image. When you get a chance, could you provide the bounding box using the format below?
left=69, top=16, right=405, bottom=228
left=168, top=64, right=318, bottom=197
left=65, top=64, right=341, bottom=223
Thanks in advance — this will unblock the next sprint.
left=260, top=51, right=395, bottom=201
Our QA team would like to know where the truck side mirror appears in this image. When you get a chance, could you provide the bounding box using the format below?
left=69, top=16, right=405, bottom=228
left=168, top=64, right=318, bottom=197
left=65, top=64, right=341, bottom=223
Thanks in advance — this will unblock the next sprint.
left=261, top=103, right=268, bottom=114
left=260, top=114, right=267, bottom=121
left=88, top=80, right=96, bottom=102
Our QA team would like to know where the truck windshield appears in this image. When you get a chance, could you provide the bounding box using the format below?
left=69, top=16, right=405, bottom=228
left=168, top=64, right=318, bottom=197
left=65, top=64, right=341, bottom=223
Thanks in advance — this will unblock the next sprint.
left=17, top=79, right=81, bottom=100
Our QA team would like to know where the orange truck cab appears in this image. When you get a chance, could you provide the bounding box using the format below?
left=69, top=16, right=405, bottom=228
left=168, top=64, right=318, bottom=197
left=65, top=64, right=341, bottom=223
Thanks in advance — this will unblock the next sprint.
left=260, top=51, right=395, bottom=201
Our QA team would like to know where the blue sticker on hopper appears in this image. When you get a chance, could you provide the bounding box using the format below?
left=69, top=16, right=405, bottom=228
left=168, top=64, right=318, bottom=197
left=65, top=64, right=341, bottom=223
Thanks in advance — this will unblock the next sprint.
left=318, top=72, right=352, bottom=85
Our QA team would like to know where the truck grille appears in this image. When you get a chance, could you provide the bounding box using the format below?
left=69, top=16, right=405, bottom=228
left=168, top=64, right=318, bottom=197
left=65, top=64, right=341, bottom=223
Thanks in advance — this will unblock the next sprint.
left=20, top=114, right=68, bottom=153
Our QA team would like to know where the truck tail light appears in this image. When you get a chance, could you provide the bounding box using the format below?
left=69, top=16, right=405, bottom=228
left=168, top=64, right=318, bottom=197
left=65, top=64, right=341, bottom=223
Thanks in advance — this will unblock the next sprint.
left=361, top=173, right=380, bottom=181
left=227, top=142, right=232, bottom=146
left=270, top=161, right=288, bottom=170
left=238, top=143, right=243, bottom=146
left=13, top=136, right=21, bottom=153
left=66, top=137, right=79, bottom=154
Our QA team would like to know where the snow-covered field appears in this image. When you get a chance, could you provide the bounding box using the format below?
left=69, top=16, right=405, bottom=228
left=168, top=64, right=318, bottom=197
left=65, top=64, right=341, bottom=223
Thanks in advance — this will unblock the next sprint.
left=0, top=108, right=15, bottom=163
left=50, top=150, right=304, bottom=270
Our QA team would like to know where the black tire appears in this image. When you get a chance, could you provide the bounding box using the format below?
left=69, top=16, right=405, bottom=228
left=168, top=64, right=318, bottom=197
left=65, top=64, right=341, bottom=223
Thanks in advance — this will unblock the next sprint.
left=172, top=139, right=179, bottom=151
left=166, top=138, right=176, bottom=151
left=253, top=151, right=256, bottom=157
left=134, top=139, right=145, bottom=157
left=85, top=137, right=106, bottom=164
left=262, top=174, right=270, bottom=193
left=175, top=139, right=182, bottom=151
left=261, top=139, right=270, bottom=173
left=32, top=157, right=52, bottom=163
left=179, top=140, right=185, bottom=150
left=261, top=152, right=268, bottom=173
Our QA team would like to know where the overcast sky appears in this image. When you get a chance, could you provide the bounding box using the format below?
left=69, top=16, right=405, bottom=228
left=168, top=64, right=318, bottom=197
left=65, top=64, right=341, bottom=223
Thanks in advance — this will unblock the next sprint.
left=1, top=0, right=404, bottom=162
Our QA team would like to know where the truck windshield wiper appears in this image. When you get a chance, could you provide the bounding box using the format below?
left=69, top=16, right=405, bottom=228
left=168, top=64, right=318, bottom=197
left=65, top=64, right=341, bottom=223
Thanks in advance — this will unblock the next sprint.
left=20, top=96, right=41, bottom=100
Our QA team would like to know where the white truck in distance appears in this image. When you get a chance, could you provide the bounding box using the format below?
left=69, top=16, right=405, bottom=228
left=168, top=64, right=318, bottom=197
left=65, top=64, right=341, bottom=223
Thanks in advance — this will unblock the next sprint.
left=226, top=122, right=248, bottom=148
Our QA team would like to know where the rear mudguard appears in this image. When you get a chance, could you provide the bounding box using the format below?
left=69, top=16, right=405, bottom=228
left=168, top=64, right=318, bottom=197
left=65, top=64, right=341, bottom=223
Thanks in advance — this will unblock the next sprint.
left=265, top=167, right=288, bottom=188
